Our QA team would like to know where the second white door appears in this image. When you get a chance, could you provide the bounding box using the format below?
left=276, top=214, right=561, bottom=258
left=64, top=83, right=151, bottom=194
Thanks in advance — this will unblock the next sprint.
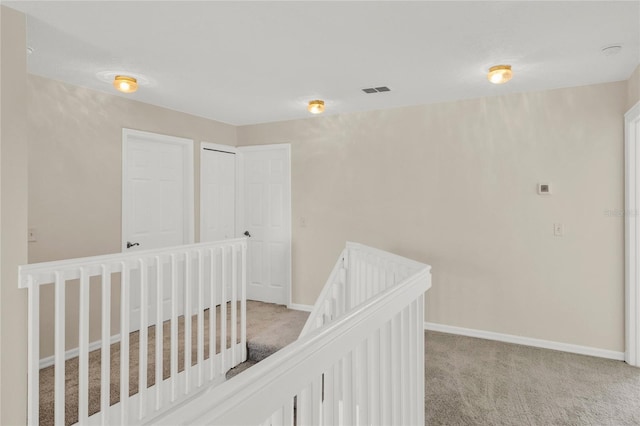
left=201, top=143, right=237, bottom=304
left=240, top=144, right=291, bottom=305
left=201, top=143, right=237, bottom=241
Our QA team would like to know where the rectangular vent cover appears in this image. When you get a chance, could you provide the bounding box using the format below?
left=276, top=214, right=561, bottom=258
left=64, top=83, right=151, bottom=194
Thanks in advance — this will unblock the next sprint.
left=362, top=86, right=391, bottom=94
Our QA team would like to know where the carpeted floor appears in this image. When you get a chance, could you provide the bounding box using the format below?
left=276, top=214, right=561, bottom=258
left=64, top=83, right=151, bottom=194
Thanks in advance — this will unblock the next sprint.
left=425, top=331, right=640, bottom=426
left=39, top=300, right=308, bottom=426
left=40, top=305, right=640, bottom=426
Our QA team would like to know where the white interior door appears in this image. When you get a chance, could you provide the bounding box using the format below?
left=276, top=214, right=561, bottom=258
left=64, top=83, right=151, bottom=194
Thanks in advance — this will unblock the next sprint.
left=201, top=143, right=237, bottom=241
left=122, top=128, right=194, bottom=331
left=239, top=144, right=291, bottom=305
left=200, top=143, right=237, bottom=304
left=626, top=101, right=640, bottom=367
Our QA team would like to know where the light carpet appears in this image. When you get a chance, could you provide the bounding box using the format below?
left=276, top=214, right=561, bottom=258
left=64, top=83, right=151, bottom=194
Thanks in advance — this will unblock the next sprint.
left=39, top=301, right=308, bottom=426
left=425, top=330, right=640, bottom=425
left=40, top=307, right=640, bottom=426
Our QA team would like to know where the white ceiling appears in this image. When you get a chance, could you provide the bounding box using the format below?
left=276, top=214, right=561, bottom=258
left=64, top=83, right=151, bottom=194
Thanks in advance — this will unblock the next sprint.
left=7, top=1, right=640, bottom=126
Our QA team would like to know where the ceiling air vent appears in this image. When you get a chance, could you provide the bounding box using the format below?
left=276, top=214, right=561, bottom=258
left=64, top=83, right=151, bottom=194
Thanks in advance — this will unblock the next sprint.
left=362, top=86, right=391, bottom=94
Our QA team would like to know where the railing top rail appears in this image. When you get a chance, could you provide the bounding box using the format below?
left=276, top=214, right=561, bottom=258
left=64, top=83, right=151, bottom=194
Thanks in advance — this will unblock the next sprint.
left=154, top=267, right=431, bottom=426
left=345, top=241, right=431, bottom=272
left=300, top=242, right=431, bottom=337
left=18, top=238, right=247, bottom=288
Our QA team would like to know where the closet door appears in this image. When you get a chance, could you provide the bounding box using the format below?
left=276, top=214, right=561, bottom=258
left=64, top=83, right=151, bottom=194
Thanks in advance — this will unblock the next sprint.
left=201, top=144, right=237, bottom=242
left=200, top=143, right=238, bottom=306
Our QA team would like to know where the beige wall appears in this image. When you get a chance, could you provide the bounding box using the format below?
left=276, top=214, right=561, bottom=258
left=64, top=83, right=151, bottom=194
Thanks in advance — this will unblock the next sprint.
left=628, top=64, right=640, bottom=110
left=1, top=6, right=29, bottom=425
left=28, top=74, right=237, bottom=357
left=238, top=81, right=627, bottom=352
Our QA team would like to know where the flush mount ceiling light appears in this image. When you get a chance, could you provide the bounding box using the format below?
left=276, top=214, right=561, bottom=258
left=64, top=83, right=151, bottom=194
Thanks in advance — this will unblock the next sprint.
left=113, top=75, right=138, bottom=93
left=487, top=65, right=513, bottom=84
left=97, top=71, right=152, bottom=93
left=308, top=100, right=325, bottom=114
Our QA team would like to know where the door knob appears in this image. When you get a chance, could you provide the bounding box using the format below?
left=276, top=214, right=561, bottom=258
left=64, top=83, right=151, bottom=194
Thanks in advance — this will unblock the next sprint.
left=126, top=241, right=140, bottom=249
left=244, top=231, right=251, bottom=238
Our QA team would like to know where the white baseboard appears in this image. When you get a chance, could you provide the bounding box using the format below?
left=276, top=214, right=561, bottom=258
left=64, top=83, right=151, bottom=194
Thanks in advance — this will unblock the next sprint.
left=40, top=334, right=122, bottom=369
left=288, top=303, right=313, bottom=312
left=424, top=322, right=624, bottom=361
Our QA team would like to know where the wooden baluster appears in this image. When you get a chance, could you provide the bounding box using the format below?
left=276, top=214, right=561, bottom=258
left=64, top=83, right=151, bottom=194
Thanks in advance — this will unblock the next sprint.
left=357, top=340, right=369, bottom=426
left=220, top=247, right=227, bottom=373
left=283, top=398, right=294, bottom=426
left=155, top=256, right=164, bottom=409
left=54, top=271, right=65, bottom=426
left=417, top=294, right=425, bottom=426
left=298, top=384, right=312, bottom=426
left=120, top=262, right=130, bottom=424
left=270, top=406, right=284, bottom=426
left=138, top=259, right=148, bottom=419
left=184, top=252, right=192, bottom=394
left=324, top=299, right=331, bottom=326
left=391, top=314, right=402, bottom=425
left=369, top=330, right=381, bottom=426
left=312, top=376, right=322, bottom=425
left=407, top=300, right=419, bottom=425
left=373, top=256, right=379, bottom=291
left=354, top=252, right=360, bottom=308
left=324, top=367, right=335, bottom=425
left=338, top=263, right=346, bottom=317
left=380, top=320, right=392, bottom=425
left=78, top=268, right=90, bottom=423
left=170, top=254, right=179, bottom=402
left=209, top=248, right=217, bottom=379
left=401, top=305, right=410, bottom=425
left=241, top=242, right=247, bottom=362
left=27, top=276, right=39, bottom=426
left=197, top=250, right=205, bottom=386
left=342, top=352, right=354, bottom=425
left=231, top=245, right=238, bottom=365
left=334, top=357, right=343, bottom=425
left=101, top=265, right=111, bottom=425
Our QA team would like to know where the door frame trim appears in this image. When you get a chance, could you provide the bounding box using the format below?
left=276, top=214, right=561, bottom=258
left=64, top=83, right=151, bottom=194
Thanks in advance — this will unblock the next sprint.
left=626, top=101, right=640, bottom=367
left=238, top=143, right=292, bottom=306
left=199, top=142, right=239, bottom=242
left=122, top=128, right=195, bottom=252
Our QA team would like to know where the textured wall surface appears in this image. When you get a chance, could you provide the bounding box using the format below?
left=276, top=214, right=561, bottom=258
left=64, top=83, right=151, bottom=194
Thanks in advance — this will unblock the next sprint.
left=0, top=5, right=29, bottom=425
left=238, top=81, right=627, bottom=353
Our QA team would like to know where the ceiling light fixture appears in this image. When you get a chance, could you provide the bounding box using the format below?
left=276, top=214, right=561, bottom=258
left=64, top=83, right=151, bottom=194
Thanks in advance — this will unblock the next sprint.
left=487, top=65, right=513, bottom=84
left=113, top=75, right=138, bottom=93
left=308, top=100, right=325, bottom=114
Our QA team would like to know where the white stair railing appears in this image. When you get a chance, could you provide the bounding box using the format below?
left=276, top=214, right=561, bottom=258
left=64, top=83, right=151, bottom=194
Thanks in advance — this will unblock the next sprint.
left=158, top=243, right=431, bottom=426
left=20, top=238, right=247, bottom=426
left=300, top=242, right=427, bottom=337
